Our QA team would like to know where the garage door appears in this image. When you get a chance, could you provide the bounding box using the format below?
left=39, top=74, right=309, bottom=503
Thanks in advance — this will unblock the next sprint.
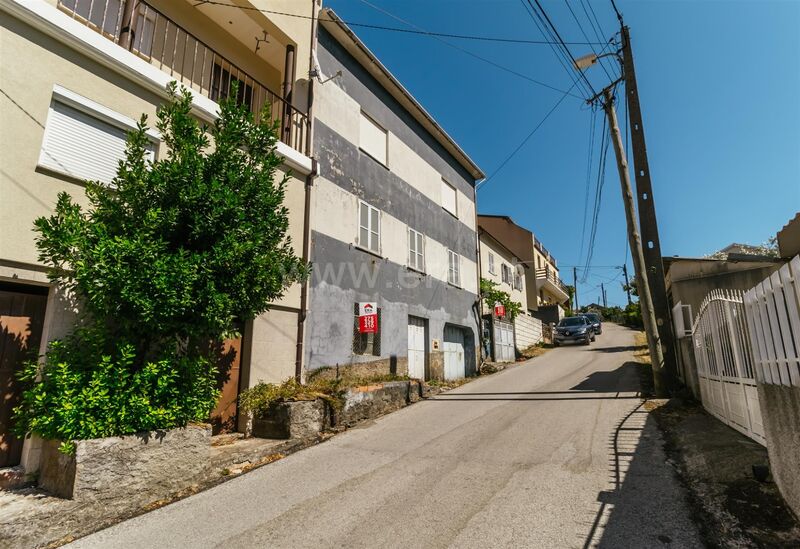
left=1, top=286, right=48, bottom=467
left=443, top=325, right=466, bottom=380
left=493, top=320, right=515, bottom=363
left=408, top=316, right=426, bottom=380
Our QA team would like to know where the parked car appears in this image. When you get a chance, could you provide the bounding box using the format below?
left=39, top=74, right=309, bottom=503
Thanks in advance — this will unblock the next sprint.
left=582, top=312, right=603, bottom=335
left=553, top=316, right=595, bottom=346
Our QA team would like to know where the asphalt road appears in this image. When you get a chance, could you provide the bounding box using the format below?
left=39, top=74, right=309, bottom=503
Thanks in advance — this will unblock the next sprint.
left=69, top=323, right=702, bottom=548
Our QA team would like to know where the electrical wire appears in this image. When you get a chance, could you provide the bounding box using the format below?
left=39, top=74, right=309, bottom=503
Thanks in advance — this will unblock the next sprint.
left=581, top=0, right=619, bottom=78
left=355, top=0, right=583, bottom=98
left=563, top=0, right=613, bottom=82
left=518, top=0, right=593, bottom=100
left=193, top=0, right=607, bottom=46
left=529, top=0, right=598, bottom=98
left=476, top=79, right=581, bottom=191
left=582, top=110, right=612, bottom=282
left=578, top=107, right=599, bottom=262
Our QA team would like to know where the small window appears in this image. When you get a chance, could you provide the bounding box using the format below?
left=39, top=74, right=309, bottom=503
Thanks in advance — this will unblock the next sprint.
left=39, top=95, right=155, bottom=185
left=359, top=111, right=387, bottom=165
left=353, top=303, right=381, bottom=355
left=441, top=179, right=457, bottom=217
left=514, top=272, right=522, bottom=291
left=501, top=264, right=512, bottom=284
left=448, top=250, right=461, bottom=286
left=358, top=201, right=381, bottom=254
left=408, top=228, right=425, bottom=272
left=488, top=252, right=496, bottom=274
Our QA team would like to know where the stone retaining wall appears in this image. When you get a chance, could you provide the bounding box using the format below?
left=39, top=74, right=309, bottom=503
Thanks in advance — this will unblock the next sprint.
left=39, top=425, right=211, bottom=501
left=336, top=381, right=421, bottom=427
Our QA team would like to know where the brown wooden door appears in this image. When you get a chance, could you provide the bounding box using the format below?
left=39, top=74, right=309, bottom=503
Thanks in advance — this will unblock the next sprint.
left=1, top=286, right=48, bottom=467
left=209, top=333, right=242, bottom=435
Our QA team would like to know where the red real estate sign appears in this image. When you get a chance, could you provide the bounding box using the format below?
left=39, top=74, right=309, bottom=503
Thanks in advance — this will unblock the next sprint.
left=358, top=302, right=378, bottom=334
left=494, top=303, right=506, bottom=318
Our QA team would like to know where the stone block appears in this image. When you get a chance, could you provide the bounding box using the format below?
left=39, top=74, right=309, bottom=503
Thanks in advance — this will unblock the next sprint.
left=337, top=381, right=411, bottom=427
left=38, top=424, right=211, bottom=501
left=252, top=400, right=327, bottom=440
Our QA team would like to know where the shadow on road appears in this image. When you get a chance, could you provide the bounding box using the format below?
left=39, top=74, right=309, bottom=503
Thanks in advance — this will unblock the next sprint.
left=589, top=345, right=644, bottom=354
left=570, top=362, right=642, bottom=393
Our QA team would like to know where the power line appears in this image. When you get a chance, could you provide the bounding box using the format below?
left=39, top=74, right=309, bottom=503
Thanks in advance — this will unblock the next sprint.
left=580, top=0, right=619, bottom=78
left=194, top=0, right=607, bottom=46
left=476, top=79, right=580, bottom=191
left=582, top=108, right=612, bottom=281
left=563, top=0, right=613, bottom=82
left=354, top=0, right=586, bottom=98
left=578, top=107, right=598, bottom=262
left=518, top=0, right=593, bottom=100
left=529, top=0, right=598, bottom=97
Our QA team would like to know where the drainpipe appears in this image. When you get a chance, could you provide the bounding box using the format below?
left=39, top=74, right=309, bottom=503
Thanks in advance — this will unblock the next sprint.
left=281, top=44, right=296, bottom=145
left=475, top=196, right=486, bottom=367
left=294, top=0, right=320, bottom=382
left=119, top=0, right=140, bottom=50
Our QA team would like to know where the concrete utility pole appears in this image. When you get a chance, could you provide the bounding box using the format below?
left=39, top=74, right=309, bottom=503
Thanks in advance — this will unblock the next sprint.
left=573, top=267, right=579, bottom=311
left=620, top=26, right=677, bottom=389
left=601, top=283, right=607, bottom=308
left=622, top=263, right=632, bottom=306
left=603, top=88, right=667, bottom=396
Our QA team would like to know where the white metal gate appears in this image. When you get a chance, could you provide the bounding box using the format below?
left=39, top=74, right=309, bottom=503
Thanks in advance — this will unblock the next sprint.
left=692, top=289, right=765, bottom=444
left=407, top=316, right=426, bottom=380
left=443, top=325, right=466, bottom=380
left=493, top=320, right=515, bottom=363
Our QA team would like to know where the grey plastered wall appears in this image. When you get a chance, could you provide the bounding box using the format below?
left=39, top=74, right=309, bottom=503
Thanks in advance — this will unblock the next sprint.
left=757, top=384, right=800, bottom=518
left=305, top=232, right=479, bottom=372
left=316, top=26, right=476, bottom=196
left=306, top=26, right=480, bottom=373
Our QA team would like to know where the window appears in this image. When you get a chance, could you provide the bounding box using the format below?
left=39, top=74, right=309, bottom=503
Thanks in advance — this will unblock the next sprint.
left=501, top=264, right=512, bottom=285
left=358, top=201, right=381, bottom=254
left=353, top=303, right=381, bottom=355
left=210, top=63, right=254, bottom=111
left=448, top=250, right=461, bottom=286
left=408, top=228, right=425, bottom=272
left=488, top=252, right=496, bottom=274
left=514, top=272, right=522, bottom=291
left=359, top=111, right=387, bottom=165
left=441, top=179, right=457, bottom=217
left=39, top=89, right=156, bottom=185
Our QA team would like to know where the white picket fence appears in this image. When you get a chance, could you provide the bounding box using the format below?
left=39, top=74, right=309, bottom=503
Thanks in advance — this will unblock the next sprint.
left=692, top=289, right=765, bottom=444
left=743, top=255, right=800, bottom=387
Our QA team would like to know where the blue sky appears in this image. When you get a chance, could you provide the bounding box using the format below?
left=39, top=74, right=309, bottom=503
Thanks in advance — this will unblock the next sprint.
left=324, top=0, right=800, bottom=307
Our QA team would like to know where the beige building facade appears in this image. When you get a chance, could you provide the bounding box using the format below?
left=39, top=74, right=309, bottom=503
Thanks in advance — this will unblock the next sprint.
left=0, top=0, right=317, bottom=469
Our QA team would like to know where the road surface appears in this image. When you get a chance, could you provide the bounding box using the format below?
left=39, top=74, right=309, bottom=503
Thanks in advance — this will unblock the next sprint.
left=69, top=323, right=702, bottom=548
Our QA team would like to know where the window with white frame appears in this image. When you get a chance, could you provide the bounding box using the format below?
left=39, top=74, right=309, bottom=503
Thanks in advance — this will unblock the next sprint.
left=448, top=249, right=461, bottom=286
left=488, top=252, right=496, bottom=274
left=38, top=87, right=156, bottom=186
left=358, top=201, right=381, bottom=254
left=501, top=264, right=512, bottom=284
left=441, top=179, right=457, bottom=217
left=359, top=111, right=387, bottom=165
left=408, top=228, right=425, bottom=272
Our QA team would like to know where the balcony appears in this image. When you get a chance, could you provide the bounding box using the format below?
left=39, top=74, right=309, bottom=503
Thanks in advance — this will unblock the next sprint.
left=534, top=237, right=557, bottom=268
left=57, top=0, right=309, bottom=155
left=535, top=267, right=570, bottom=304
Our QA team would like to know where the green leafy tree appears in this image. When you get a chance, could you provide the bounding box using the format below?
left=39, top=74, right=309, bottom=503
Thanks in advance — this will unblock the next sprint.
left=480, top=278, right=522, bottom=320
left=14, top=83, right=308, bottom=445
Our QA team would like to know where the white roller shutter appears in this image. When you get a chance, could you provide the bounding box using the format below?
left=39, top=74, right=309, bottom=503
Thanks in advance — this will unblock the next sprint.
left=39, top=99, right=154, bottom=185
left=359, top=111, right=387, bottom=165
left=441, top=179, right=457, bottom=217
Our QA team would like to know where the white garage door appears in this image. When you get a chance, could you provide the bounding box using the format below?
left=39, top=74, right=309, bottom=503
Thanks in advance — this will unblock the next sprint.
left=408, top=316, right=426, bottom=380
left=443, top=326, right=466, bottom=380
left=494, top=321, right=515, bottom=363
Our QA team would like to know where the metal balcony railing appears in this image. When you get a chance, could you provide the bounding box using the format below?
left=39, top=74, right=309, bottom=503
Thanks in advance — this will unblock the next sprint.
left=58, top=0, right=309, bottom=155
left=534, top=237, right=557, bottom=268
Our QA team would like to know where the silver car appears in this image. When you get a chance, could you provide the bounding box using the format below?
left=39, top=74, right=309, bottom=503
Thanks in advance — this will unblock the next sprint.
left=554, top=316, right=595, bottom=346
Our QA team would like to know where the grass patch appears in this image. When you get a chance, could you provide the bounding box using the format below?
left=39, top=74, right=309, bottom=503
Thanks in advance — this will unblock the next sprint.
left=518, top=342, right=552, bottom=360
left=239, top=374, right=410, bottom=418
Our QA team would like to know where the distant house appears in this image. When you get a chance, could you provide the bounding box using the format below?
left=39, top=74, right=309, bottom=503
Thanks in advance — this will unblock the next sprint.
left=476, top=215, right=570, bottom=326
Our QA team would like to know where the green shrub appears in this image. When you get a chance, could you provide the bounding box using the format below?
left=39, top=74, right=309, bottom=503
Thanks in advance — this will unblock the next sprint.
left=13, top=82, right=307, bottom=445
left=14, top=326, right=217, bottom=443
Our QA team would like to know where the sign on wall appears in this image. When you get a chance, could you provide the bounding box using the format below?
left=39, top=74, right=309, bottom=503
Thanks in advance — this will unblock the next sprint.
left=494, top=302, right=506, bottom=318
left=358, top=302, right=379, bottom=334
